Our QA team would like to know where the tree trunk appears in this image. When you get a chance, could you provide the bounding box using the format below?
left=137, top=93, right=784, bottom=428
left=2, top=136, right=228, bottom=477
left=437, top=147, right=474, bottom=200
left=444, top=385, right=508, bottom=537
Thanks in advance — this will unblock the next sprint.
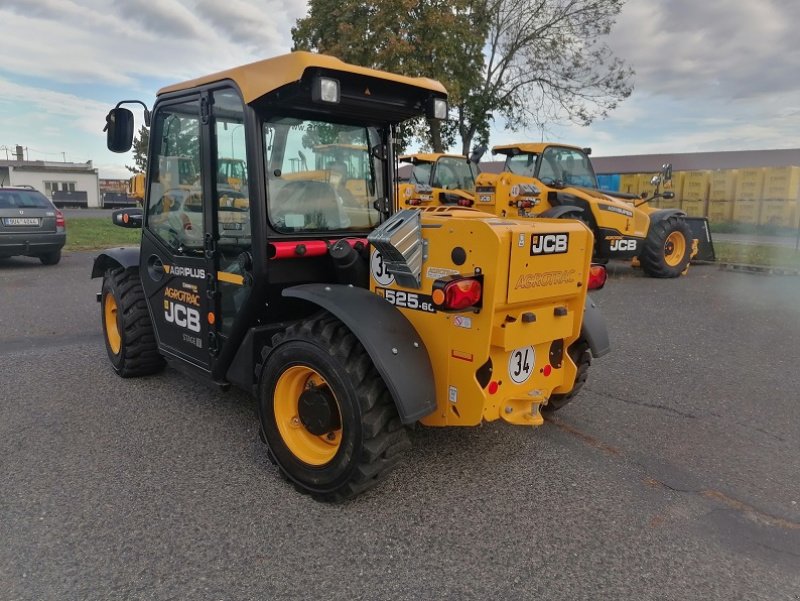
left=427, top=118, right=443, bottom=153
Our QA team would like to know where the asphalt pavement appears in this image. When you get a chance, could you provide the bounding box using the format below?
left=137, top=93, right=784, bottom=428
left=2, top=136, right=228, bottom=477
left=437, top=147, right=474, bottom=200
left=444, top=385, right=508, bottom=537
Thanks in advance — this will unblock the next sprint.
left=1, top=253, right=799, bottom=600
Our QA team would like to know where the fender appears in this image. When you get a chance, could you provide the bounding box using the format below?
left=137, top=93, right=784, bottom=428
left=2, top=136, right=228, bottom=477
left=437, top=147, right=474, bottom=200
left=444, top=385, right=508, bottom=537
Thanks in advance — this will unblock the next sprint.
left=648, top=208, right=686, bottom=224
left=581, top=296, right=610, bottom=358
left=282, top=284, right=436, bottom=424
left=539, top=205, right=584, bottom=219
left=91, top=247, right=141, bottom=278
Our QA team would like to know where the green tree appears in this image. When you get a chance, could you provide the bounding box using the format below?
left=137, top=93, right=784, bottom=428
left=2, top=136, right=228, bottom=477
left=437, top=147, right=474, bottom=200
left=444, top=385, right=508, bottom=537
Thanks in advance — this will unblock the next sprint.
left=457, top=0, right=634, bottom=155
left=126, top=125, right=149, bottom=174
left=292, top=0, right=488, bottom=152
left=292, top=0, right=633, bottom=155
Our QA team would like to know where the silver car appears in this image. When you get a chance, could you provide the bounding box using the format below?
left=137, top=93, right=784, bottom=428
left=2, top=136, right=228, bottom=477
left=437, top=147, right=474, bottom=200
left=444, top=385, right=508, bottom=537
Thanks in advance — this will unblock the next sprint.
left=0, top=187, right=66, bottom=265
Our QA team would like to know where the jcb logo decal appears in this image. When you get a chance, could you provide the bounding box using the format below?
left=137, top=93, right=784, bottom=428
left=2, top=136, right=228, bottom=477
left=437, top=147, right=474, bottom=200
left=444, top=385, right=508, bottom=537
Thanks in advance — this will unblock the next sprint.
left=531, top=233, right=569, bottom=256
left=164, top=300, right=201, bottom=332
left=609, top=239, right=637, bottom=251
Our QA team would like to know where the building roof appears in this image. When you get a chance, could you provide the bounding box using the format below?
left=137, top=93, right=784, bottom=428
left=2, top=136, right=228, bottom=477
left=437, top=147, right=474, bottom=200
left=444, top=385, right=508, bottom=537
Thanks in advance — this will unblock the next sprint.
left=158, top=51, right=447, bottom=104
left=590, top=148, right=800, bottom=174
left=0, top=160, right=97, bottom=173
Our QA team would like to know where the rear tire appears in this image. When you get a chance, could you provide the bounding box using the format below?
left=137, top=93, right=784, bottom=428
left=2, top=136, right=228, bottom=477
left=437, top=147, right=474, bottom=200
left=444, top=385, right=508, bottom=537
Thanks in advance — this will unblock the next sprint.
left=39, top=250, right=61, bottom=265
left=101, top=267, right=165, bottom=377
left=639, top=216, right=692, bottom=278
left=259, top=313, right=410, bottom=502
left=544, top=342, right=591, bottom=412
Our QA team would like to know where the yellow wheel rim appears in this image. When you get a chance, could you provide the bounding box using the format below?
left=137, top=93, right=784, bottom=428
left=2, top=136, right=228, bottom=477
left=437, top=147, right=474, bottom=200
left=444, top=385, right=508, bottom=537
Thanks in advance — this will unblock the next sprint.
left=663, top=231, right=686, bottom=267
left=104, top=293, right=121, bottom=355
left=274, top=366, right=342, bottom=466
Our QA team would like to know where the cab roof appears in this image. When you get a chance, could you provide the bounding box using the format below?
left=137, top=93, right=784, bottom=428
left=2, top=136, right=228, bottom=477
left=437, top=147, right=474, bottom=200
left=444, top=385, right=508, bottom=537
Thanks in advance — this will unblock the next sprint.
left=158, top=51, right=447, bottom=104
left=398, top=153, right=467, bottom=164
left=492, top=142, right=585, bottom=156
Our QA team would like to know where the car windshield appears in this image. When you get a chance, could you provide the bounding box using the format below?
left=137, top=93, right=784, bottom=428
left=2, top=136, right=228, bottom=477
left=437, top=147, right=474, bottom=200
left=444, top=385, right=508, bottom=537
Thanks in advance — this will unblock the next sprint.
left=264, top=117, right=383, bottom=232
left=0, top=190, right=52, bottom=209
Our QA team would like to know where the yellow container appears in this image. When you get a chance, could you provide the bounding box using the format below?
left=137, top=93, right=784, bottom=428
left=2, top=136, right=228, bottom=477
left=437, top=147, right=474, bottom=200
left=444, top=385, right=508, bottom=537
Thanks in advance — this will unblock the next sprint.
left=734, top=168, right=765, bottom=201
left=756, top=167, right=800, bottom=226
left=709, top=169, right=737, bottom=202
left=708, top=200, right=734, bottom=222
left=733, top=168, right=765, bottom=224
left=619, top=174, right=640, bottom=196
left=707, top=170, right=736, bottom=221
left=759, top=200, right=798, bottom=227
left=680, top=199, right=706, bottom=217
left=682, top=171, right=711, bottom=202
left=763, top=166, right=800, bottom=201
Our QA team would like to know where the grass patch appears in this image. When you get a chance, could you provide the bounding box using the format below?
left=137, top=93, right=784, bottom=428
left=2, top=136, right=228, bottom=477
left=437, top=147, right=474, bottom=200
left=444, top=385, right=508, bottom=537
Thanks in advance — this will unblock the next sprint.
left=714, top=242, right=800, bottom=268
left=65, top=217, right=141, bottom=250
left=710, top=221, right=799, bottom=236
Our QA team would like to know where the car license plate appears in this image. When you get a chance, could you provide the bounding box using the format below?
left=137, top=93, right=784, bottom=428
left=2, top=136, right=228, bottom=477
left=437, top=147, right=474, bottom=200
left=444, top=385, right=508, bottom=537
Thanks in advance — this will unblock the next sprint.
left=4, top=218, right=40, bottom=226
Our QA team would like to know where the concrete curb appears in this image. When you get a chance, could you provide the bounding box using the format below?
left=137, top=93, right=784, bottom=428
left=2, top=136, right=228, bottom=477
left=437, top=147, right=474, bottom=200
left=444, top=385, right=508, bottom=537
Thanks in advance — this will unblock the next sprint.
left=718, top=262, right=800, bottom=276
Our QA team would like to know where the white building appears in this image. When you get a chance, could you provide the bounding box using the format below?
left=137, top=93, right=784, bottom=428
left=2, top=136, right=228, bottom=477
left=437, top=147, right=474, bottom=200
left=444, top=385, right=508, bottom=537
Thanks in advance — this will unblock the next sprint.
left=0, top=159, right=101, bottom=207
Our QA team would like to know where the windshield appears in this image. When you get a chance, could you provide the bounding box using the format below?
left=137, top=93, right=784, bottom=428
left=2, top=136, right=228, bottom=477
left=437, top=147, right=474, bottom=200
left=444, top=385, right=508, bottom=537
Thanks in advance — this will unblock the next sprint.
left=539, top=146, right=597, bottom=188
left=505, top=153, right=538, bottom=177
left=409, top=162, right=433, bottom=185
left=433, top=157, right=477, bottom=191
left=264, top=118, right=383, bottom=232
left=0, top=189, right=52, bottom=209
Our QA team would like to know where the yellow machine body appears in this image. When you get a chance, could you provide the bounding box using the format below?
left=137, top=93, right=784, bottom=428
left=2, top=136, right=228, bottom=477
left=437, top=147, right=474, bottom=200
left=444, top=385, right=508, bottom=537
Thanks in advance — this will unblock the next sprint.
left=370, top=207, right=594, bottom=427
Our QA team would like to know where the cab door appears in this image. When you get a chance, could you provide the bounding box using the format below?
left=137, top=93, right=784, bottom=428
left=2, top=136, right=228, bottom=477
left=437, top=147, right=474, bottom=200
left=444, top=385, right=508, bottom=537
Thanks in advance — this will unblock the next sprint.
left=139, top=95, right=212, bottom=371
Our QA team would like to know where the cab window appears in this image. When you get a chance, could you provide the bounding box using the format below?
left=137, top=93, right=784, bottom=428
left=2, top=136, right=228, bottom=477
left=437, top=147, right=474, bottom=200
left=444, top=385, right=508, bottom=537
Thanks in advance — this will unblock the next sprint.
left=540, top=147, right=597, bottom=188
left=146, top=100, right=203, bottom=254
left=264, top=118, right=382, bottom=232
left=506, top=153, right=538, bottom=177
left=433, top=157, right=477, bottom=192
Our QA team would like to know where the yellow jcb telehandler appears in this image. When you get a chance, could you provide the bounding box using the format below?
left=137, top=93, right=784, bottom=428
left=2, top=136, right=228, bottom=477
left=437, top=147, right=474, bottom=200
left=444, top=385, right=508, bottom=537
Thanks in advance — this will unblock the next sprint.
left=95, top=52, right=610, bottom=501
left=474, top=143, right=715, bottom=277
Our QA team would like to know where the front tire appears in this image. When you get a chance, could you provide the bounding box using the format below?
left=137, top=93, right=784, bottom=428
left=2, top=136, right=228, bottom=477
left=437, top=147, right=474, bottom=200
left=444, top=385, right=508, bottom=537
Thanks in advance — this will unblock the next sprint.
left=639, top=216, right=693, bottom=277
left=101, top=267, right=165, bottom=377
left=259, top=313, right=410, bottom=502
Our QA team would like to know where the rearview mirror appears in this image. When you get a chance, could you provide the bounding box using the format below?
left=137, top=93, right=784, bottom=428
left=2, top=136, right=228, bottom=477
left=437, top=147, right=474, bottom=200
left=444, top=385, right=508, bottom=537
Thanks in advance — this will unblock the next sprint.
left=661, top=163, right=673, bottom=183
left=112, top=207, right=143, bottom=229
left=662, top=191, right=675, bottom=200
left=105, top=108, right=134, bottom=153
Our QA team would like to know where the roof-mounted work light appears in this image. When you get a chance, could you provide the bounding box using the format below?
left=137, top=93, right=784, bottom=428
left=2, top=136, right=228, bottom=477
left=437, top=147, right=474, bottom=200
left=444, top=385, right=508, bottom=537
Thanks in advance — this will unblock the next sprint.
left=313, top=76, right=340, bottom=103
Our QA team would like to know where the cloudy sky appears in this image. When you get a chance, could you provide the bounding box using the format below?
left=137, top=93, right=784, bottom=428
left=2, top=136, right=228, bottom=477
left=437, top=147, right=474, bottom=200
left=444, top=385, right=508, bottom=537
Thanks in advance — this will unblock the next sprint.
left=0, top=0, right=798, bottom=179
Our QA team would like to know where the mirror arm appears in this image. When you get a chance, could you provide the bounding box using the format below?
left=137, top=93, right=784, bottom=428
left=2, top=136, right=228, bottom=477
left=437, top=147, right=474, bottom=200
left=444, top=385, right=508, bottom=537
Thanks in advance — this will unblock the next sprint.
left=114, top=100, right=152, bottom=127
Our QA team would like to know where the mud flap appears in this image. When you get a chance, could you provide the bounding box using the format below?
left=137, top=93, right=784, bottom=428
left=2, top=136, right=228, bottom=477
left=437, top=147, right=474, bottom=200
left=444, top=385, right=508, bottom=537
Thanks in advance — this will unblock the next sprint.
left=684, top=217, right=715, bottom=262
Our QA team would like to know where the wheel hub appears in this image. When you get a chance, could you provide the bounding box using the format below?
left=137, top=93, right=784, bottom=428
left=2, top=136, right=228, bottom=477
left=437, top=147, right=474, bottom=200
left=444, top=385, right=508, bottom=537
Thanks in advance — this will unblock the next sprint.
left=298, top=386, right=341, bottom=436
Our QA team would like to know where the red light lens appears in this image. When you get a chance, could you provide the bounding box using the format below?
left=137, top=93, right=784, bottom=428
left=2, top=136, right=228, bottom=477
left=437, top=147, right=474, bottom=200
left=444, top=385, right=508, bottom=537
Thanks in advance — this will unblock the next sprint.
left=55, top=210, right=65, bottom=228
left=588, top=264, right=607, bottom=290
left=443, top=278, right=482, bottom=310
left=488, top=381, right=499, bottom=395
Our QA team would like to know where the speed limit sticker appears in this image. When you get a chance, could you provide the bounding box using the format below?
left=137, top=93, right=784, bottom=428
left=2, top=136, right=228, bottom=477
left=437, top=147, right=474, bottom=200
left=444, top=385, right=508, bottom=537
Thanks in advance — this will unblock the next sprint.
left=508, top=345, right=535, bottom=384
left=370, top=249, right=395, bottom=286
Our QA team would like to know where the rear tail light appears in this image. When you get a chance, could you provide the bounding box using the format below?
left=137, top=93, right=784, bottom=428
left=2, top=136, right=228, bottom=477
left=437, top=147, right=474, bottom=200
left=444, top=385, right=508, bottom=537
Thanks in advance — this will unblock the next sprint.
left=432, top=275, right=483, bottom=311
left=588, top=264, right=607, bottom=290
left=55, top=210, right=66, bottom=229
left=457, top=198, right=473, bottom=207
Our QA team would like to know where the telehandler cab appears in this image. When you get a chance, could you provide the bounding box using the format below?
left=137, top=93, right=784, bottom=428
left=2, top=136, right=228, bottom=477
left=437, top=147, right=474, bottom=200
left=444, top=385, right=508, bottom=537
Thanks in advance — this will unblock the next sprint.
left=95, top=52, right=610, bottom=501
left=475, top=143, right=715, bottom=277
left=397, top=153, right=479, bottom=209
